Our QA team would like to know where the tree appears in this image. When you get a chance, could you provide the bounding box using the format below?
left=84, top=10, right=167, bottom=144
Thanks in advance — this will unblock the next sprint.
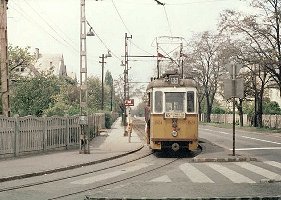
left=219, top=0, right=281, bottom=127
left=43, top=77, right=80, bottom=116
left=88, top=76, right=102, bottom=112
left=0, top=45, right=35, bottom=114
left=11, top=74, right=61, bottom=116
left=105, top=71, right=114, bottom=111
left=185, top=31, right=229, bottom=122
left=8, top=45, right=37, bottom=79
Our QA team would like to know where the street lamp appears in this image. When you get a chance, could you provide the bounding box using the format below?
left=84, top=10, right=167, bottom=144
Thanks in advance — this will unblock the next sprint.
left=79, top=0, right=95, bottom=154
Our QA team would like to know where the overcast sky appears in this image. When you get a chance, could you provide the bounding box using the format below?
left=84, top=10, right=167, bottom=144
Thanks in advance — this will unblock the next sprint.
left=7, top=0, right=249, bottom=85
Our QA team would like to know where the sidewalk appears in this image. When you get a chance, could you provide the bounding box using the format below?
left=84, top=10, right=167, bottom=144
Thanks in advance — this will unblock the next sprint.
left=0, top=118, right=143, bottom=182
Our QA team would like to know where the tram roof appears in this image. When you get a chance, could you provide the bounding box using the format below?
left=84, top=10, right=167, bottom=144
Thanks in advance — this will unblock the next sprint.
left=146, top=78, right=196, bottom=91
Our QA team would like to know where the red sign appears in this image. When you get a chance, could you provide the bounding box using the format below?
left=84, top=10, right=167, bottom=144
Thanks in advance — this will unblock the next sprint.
left=125, top=99, right=134, bottom=106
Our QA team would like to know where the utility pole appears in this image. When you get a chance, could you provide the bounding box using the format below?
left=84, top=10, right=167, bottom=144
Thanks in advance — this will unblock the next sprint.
left=123, top=33, right=132, bottom=135
left=110, top=83, right=113, bottom=111
left=99, top=54, right=106, bottom=110
left=79, top=0, right=90, bottom=154
left=0, top=0, right=10, bottom=117
left=99, top=51, right=111, bottom=111
left=156, top=39, right=160, bottom=78
left=179, top=42, right=184, bottom=78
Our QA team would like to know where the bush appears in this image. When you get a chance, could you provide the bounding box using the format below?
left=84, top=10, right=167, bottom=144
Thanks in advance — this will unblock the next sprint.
left=105, top=112, right=113, bottom=129
left=212, top=106, right=226, bottom=114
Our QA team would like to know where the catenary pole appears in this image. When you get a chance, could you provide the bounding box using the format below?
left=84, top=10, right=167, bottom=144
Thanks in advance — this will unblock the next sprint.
left=79, top=0, right=90, bottom=154
left=99, top=54, right=106, bottom=110
left=123, top=33, right=132, bottom=136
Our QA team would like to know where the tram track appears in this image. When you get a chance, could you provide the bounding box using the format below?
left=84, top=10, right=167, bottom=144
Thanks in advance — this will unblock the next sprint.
left=48, top=157, right=180, bottom=200
left=0, top=149, right=153, bottom=193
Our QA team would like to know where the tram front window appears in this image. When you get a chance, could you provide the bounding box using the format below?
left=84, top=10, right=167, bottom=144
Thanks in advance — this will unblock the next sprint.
left=165, top=92, right=185, bottom=112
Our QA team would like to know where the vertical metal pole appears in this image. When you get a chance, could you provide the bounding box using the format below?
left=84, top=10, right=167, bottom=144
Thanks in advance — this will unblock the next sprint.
left=123, top=33, right=132, bottom=135
left=254, top=64, right=257, bottom=127
left=0, top=0, right=10, bottom=117
left=110, top=83, right=113, bottom=111
left=156, top=38, right=160, bottom=79
left=179, top=42, right=183, bottom=78
left=79, top=0, right=89, bottom=154
left=100, top=54, right=105, bottom=110
left=232, top=65, right=236, bottom=156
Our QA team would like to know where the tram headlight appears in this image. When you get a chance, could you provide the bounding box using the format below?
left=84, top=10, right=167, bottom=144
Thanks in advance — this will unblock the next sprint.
left=171, top=130, right=178, bottom=137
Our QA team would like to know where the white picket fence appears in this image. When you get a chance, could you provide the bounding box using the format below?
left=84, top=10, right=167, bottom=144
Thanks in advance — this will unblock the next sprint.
left=0, top=114, right=106, bottom=158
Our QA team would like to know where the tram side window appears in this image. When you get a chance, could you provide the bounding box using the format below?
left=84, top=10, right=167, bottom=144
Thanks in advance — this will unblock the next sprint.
left=187, top=91, right=195, bottom=112
left=154, top=91, right=163, bottom=113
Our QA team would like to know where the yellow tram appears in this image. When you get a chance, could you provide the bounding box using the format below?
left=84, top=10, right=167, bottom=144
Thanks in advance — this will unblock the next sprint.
left=145, top=71, right=199, bottom=152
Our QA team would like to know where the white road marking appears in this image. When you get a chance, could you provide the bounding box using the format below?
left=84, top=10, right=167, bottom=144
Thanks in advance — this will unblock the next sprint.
left=241, top=136, right=281, bottom=145
left=236, top=162, right=281, bottom=180
left=150, top=175, right=171, bottom=183
left=206, top=163, right=255, bottom=183
left=200, top=128, right=230, bottom=135
left=71, top=163, right=150, bottom=185
left=179, top=163, right=214, bottom=183
left=263, top=161, right=281, bottom=169
left=231, top=147, right=281, bottom=151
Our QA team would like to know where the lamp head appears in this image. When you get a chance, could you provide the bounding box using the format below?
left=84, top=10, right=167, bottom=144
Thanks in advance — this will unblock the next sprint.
left=86, top=28, right=95, bottom=36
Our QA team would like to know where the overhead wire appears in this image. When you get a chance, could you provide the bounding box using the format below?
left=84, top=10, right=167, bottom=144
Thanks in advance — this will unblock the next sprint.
left=167, top=0, right=236, bottom=5
left=163, top=6, right=172, bottom=37
left=22, top=0, right=79, bottom=54
left=111, top=0, right=154, bottom=56
left=86, top=20, right=122, bottom=61
left=111, top=0, right=131, bottom=35
left=28, top=0, right=79, bottom=49
left=9, top=2, right=75, bottom=51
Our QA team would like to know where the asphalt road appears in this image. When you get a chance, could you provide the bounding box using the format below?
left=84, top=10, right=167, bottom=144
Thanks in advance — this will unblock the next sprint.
left=200, top=125, right=281, bottom=162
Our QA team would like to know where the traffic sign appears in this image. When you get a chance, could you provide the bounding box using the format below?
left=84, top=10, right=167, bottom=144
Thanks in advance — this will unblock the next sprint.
left=125, top=99, right=134, bottom=106
left=226, top=62, right=243, bottom=77
left=223, top=79, right=244, bottom=99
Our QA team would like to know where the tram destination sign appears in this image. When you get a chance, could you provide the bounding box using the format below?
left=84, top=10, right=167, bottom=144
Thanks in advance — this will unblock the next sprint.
left=124, top=99, right=134, bottom=106
left=164, top=112, right=185, bottom=119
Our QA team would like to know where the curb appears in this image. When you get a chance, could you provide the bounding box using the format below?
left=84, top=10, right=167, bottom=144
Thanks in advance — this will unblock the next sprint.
left=85, top=197, right=281, bottom=200
left=0, top=145, right=144, bottom=183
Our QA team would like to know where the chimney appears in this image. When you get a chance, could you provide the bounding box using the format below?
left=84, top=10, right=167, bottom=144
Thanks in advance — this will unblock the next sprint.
left=35, top=48, right=40, bottom=59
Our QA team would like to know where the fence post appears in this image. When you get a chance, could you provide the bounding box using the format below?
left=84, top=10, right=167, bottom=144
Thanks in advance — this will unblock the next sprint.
left=14, top=115, right=19, bottom=157
left=65, top=115, right=69, bottom=150
left=43, top=115, right=47, bottom=151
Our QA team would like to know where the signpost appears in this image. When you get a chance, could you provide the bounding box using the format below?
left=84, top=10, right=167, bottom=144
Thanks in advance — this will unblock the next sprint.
left=224, top=62, right=244, bottom=156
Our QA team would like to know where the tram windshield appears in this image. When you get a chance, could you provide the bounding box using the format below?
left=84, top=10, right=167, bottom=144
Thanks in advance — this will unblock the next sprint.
left=165, top=92, right=185, bottom=112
